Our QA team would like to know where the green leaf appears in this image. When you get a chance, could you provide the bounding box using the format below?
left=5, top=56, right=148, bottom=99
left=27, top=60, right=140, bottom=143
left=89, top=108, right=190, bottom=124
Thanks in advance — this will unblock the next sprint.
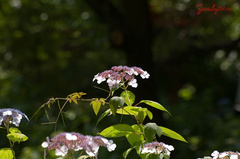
left=145, top=109, right=153, bottom=120
left=117, top=107, right=152, bottom=122
left=123, top=147, right=134, bottom=159
left=126, top=132, right=144, bottom=146
left=7, top=133, right=28, bottom=143
left=143, top=154, right=163, bottom=159
left=156, top=127, right=162, bottom=138
left=96, top=109, right=111, bottom=126
left=99, top=124, right=134, bottom=137
left=139, top=108, right=153, bottom=122
left=90, top=99, right=102, bottom=115
left=121, top=90, right=135, bottom=106
left=139, top=153, right=148, bottom=159
left=162, top=153, right=170, bottom=159
left=109, top=96, right=125, bottom=116
left=149, top=154, right=162, bottom=159
left=143, top=153, right=150, bottom=159
left=116, top=106, right=139, bottom=116
left=144, top=123, right=159, bottom=142
left=99, top=98, right=105, bottom=105
left=0, top=148, right=14, bottom=159
left=131, top=124, right=143, bottom=133
left=67, top=92, right=86, bottom=104
left=9, top=127, right=21, bottom=133
left=140, top=100, right=171, bottom=115
left=138, top=109, right=145, bottom=123
left=160, top=126, right=187, bottom=143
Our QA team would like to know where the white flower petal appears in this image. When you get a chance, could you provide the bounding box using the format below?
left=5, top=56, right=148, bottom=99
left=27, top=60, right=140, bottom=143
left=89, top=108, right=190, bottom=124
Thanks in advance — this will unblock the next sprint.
left=107, top=143, right=116, bottom=152
left=230, top=154, right=238, bottom=159
left=0, top=116, right=3, bottom=125
left=101, top=138, right=109, bottom=144
left=66, top=133, right=77, bottom=140
left=85, top=142, right=99, bottom=157
left=211, top=150, right=219, bottom=157
left=163, top=143, right=174, bottom=151
left=141, top=147, right=156, bottom=154
left=129, top=79, right=138, bottom=88
left=55, top=145, right=68, bottom=157
left=93, top=74, right=106, bottom=84
left=3, top=110, right=12, bottom=116
left=41, top=141, right=49, bottom=148
left=140, top=71, right=150, bottom=79
left=74, top=145, right=83, bottom=151
left=219, top=152, right=228, bottom=158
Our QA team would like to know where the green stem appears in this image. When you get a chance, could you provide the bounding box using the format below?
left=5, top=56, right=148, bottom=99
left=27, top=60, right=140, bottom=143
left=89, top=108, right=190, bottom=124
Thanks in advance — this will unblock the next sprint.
left=5, top=122, right=16, bottom=159
left=121, top=83, right=132, bottom=106
left=77, top=150, right=84, bottom=158
left=55, top=99, right=69, bottom=131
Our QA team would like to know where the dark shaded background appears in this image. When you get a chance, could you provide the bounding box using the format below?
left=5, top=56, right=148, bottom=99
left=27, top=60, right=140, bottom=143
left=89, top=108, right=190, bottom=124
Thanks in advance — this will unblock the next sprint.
left=0, top=0, right=240, bottom=158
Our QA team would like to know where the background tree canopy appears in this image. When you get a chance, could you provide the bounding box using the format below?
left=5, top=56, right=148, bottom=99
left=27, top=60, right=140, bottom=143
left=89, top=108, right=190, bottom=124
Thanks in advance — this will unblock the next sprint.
left=0, top=0, right=240, bottom=158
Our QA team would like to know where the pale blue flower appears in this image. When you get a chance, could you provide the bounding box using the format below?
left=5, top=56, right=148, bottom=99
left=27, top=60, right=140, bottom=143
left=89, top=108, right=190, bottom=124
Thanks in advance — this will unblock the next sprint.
left=0, top=108, right=28, bottom=127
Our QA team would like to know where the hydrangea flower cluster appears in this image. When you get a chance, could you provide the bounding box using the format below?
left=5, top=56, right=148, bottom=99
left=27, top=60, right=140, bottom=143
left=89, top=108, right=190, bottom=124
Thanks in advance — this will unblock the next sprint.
left=0, top=108, right=29, bottom=127
left=141, top=141, right=174, bottom=156
left=93, top=66, right=150, bottom=89
left=211, top=150, right=240, bottom=159
left=42, top=132, right=116, bottom=157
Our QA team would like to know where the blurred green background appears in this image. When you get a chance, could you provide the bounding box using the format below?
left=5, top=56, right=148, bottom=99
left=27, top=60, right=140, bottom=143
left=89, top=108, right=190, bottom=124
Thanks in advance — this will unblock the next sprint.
left=0, top=0, right=240, bottom=158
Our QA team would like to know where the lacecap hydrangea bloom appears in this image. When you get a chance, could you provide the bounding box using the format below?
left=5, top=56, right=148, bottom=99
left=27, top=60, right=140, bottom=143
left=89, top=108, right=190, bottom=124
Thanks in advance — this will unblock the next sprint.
left=42, top=132, right=116, bottom=157
left=0, top=108, right=29, bottom=127
left=141, top=141, right=174, bottom=156
left=211, top=150, right=240, bottom=159
left=93, top=66, right=150, bottom=89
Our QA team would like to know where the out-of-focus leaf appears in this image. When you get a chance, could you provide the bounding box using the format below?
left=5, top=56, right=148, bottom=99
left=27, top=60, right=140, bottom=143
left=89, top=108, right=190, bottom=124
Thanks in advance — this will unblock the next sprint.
left=0, top=148, right=14, bottom=159
left=7, top=133, right=28, bottom=143
left=9, top=127, right=21, bottom=133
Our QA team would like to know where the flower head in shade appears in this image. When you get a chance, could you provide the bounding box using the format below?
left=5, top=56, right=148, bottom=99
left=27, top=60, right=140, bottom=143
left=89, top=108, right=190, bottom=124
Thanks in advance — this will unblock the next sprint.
left=211, top=150, right=240, bottom=159
left=93, top=66, right=150, bottom=89
left=46, top=132, right=85, bottom=157
left=141, top=142, right=174, bottom=156
left=0, top=108, right=29, bottom=127
left=42, top=132, right=116, bottom=157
